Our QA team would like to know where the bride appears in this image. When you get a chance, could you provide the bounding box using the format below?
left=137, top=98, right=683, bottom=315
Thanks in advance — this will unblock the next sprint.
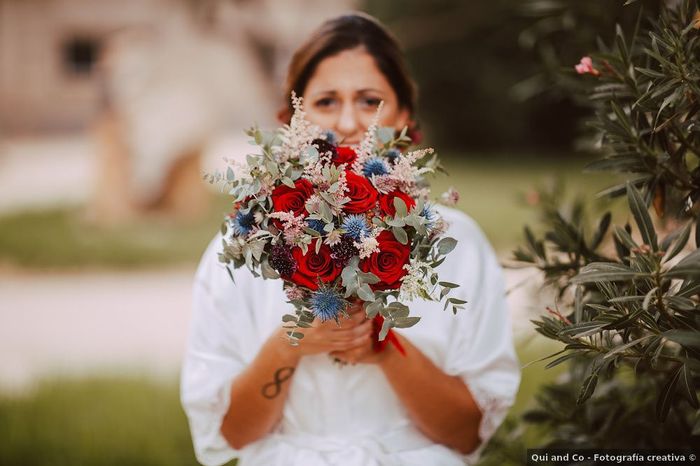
left=181, top=12, right=520, bottom=466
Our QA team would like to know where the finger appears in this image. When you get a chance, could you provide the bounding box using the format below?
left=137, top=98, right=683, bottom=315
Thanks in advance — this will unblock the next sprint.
left=327, top=322, right=372, bottom=343
left=331, top=332, right=372, bottom=351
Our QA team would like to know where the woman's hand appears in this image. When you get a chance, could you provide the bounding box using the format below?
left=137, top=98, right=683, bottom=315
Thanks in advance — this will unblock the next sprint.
left=328, top=303, right=387, bottom=365
left=291, top=301, right=373, bottom=357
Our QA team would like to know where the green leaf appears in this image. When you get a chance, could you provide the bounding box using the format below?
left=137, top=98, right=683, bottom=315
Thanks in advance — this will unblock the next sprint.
left=365, top=300, right=383, bottom=319
left=394, top=316, right=420, bottom=328
left=571, top=262, right=643, bottom=283
left=559, top=321, right=608, bottom=338
left=661, top=221, right=693, bottom=263
left=602, top=335, right=653, bottom=360
left=357, top=284, right=376, bottom=302
left=577, top=374, right=599, bottom=404
left=680, top=363, right=699, bottom=409
left=437, top=237, right=458, bottom=255
left=590, top=212, right=612, bottom=250
left=438, top=281, right=459, bottom=288
left=393, top=196, right=408, bottom=218
left=544, top=352, right=581, bottom=369
left=447, top=297, right=467, bottom=305
left=378, top=318, right=393, bottom=341
left=614, top=225, right=638, bottom=250
left=282, top=177, right=295, bottom=188
left=627, top=183, right=658, bottom=251
left=663, top=330, right=700, bottom=349
left=377, top=126, right=394, bottom=144
left=656, top=364, right=682, bottom=421
left=357, top=271, right=381, bottom=285
left=666, top=248, right=700, bottom=277
left=392, top=226, right=408, bottom=245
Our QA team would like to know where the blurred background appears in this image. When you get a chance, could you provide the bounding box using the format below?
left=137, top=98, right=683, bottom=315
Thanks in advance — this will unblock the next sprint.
left=0, top=0, right=632, bottom=464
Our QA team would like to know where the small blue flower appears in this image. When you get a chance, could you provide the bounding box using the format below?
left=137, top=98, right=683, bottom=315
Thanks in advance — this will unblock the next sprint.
left=306, top=218, right=326, bottom=233
left=310, top=288, right=346, bottom=322
left=342, top=214, right=370, bottom=240
left=362, top=157, right=389, bottom=177
left=323, top=130, right=338, bottom=146
left=385, top=148, right=401, bottom=163
left=232, top=210, right=255, bottom=236
left=421, top=204, right=438, bottom=231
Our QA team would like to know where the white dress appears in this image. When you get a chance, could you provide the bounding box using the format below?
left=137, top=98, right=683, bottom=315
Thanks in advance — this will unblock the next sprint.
left=180, top=206, right=521, bottom=466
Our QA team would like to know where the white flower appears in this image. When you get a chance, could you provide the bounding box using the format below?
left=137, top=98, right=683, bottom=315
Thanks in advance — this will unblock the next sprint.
left=354, top=230, right=380, bottom=259
left=399, top=259, right=435, bottom=301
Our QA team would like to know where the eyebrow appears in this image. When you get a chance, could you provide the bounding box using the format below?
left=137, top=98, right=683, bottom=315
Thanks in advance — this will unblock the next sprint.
left=309, top=88, right=386, bottom=98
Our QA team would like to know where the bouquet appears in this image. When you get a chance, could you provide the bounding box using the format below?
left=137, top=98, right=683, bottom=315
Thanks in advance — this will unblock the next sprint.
left=208, top=94, right=464, bottom=350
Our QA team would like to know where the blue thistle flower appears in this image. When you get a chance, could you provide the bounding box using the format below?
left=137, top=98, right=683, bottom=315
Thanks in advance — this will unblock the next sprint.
left=342, top=215, right=370, bottom=240
left=309, top=287, right=346, bottom=322
left=232, top=210, right=255, bottom=236
left=362, top=157, right=389, bottom=177
left=421, top=204, right=438, bottom=231
left=323, top=130, right=338, bottom=146
left=385, top=148, right=401, bottom=163
left=306, top=218, right=326, bottom=234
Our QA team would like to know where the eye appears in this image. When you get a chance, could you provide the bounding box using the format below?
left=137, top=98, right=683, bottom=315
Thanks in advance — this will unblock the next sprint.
left=359, top=96, right=382, bottom=108
left=314, top=97, right=336, bottom=109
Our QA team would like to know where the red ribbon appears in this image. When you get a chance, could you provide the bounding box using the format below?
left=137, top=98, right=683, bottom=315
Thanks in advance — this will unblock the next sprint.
left=371, top=314, right=406, bottom=356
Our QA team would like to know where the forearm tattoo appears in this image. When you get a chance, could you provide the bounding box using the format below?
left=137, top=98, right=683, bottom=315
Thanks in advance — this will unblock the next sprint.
left=261, top=367, right=295, bottom=399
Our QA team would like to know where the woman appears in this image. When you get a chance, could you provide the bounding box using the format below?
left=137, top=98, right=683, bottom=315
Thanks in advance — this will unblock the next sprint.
left=181, top=12, right=520, bottom=466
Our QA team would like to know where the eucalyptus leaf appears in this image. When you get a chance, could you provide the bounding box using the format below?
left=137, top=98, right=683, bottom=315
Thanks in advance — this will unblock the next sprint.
left=392, top=226, right=408, bottom=245
left=437, top=237, right=458, bottom=255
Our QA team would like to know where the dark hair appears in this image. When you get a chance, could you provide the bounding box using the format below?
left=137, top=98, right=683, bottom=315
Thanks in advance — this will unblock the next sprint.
left=281, top=12, right=417, bottom=122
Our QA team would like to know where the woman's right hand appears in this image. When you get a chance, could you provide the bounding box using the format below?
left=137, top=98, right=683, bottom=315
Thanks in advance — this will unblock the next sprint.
left=288, top=303, right=373, bottom=357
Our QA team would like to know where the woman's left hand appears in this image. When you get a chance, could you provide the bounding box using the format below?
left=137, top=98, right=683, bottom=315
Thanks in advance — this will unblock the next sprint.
left=329, top=302, right=388, bottom=365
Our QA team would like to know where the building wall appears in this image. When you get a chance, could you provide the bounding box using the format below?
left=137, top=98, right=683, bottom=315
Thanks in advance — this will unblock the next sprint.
left=0, top=0, right=169, bottom=133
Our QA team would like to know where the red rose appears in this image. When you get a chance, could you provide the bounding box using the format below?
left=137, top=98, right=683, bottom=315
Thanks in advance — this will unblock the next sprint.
left=360, top=230, right=411, bottom=290
left=332, top=146, right=357, bottom=166
left=289, top=240, right=342, bottom=290
left=271, top=178, right=314, bottom=218
left=378, top=190, right=416, bottom=217
left=343, top=171, right=379, bottom=213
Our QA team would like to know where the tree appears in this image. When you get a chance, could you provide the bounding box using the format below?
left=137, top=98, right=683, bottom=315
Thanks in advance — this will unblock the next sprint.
left=513, top=0, right=700, bottom=448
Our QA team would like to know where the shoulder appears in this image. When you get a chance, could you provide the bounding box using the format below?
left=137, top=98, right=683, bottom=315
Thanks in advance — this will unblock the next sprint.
left=435, top=205, right=493, bottom=257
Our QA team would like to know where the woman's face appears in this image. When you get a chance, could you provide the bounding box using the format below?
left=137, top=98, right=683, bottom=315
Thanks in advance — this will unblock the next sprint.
left=301, top=47, right=410, bottom=145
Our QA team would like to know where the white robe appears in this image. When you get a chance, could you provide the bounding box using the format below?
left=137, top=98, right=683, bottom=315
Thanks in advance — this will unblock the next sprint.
left=180, top=206, right=521, bottom=466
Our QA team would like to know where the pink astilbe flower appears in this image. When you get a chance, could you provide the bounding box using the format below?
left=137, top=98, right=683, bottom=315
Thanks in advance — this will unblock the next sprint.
left=269, top=211, right=307, bottom=245
left=352, top=102, right=384, bottom=174
left=575, top=56, right=600, bottom=76
left=388, top=148, right=434, bottom=194
left=370, top=174, right=399, bottom=194
left=277, top=92, right=323, bottom=163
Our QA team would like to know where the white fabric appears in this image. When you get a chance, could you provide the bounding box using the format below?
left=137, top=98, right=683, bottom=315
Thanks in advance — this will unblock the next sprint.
left=180, top=206, right=521, bottom=466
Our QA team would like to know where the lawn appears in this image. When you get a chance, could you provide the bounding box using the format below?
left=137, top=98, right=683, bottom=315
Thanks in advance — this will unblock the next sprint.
left=0, top=154, right=619, bottom=269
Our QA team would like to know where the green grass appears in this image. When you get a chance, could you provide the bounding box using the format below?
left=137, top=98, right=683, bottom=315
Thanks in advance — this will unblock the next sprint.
left=0, top=200, right=229, bottom=269
left=0, top=376, right=213, bottom=466
left=0, top=156, right=619, bottom=269
left=0, top=339, right=564, bottom=466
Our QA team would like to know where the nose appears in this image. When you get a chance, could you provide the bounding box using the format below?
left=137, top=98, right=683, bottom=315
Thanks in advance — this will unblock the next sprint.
left=335, top=101, right=361, bottom=143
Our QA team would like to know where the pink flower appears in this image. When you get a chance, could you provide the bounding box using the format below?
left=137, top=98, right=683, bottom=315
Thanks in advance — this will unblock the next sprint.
left=440, top=187, right=460, bottom=206
left=575, top=56, right=600, bottom=76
